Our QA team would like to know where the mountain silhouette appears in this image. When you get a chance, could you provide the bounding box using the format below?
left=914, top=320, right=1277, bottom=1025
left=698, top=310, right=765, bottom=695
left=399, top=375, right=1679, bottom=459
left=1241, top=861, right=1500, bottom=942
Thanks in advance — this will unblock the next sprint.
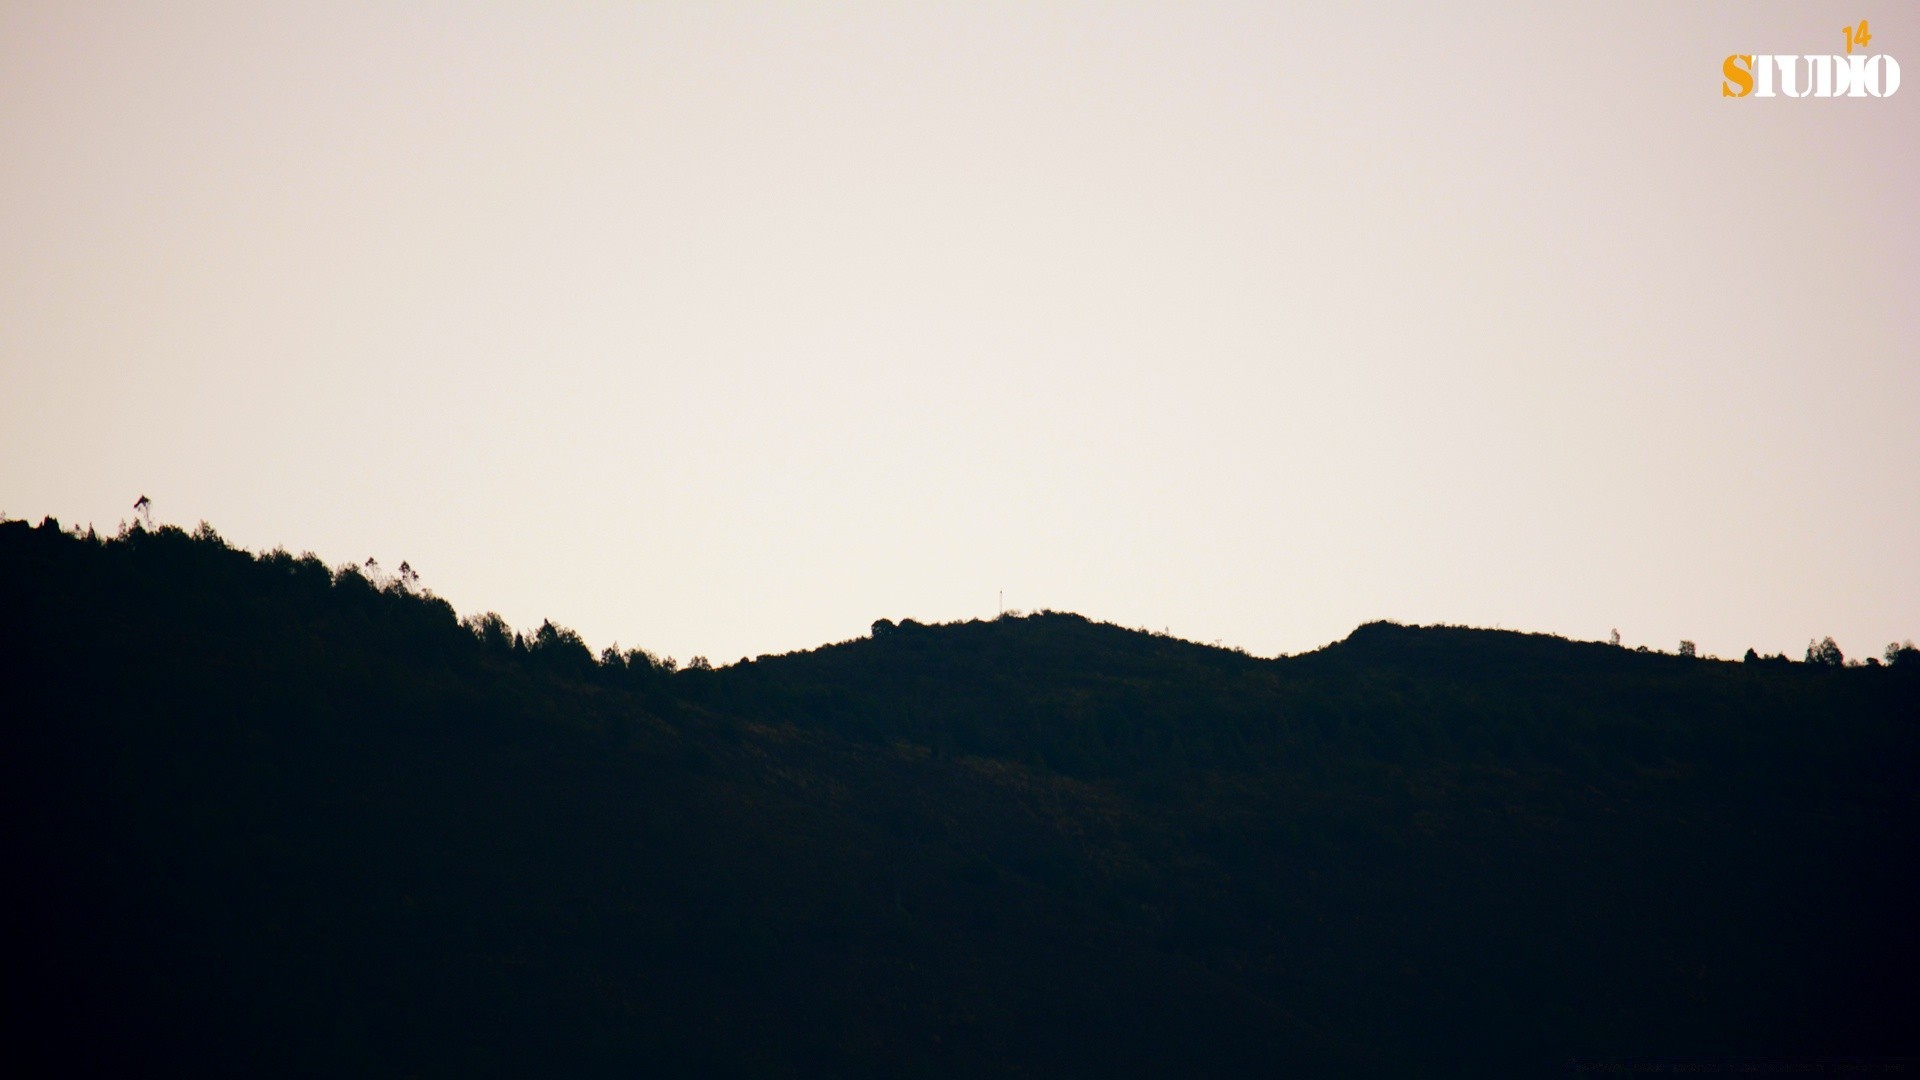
left=3, top=515, right=1916, bottom=1077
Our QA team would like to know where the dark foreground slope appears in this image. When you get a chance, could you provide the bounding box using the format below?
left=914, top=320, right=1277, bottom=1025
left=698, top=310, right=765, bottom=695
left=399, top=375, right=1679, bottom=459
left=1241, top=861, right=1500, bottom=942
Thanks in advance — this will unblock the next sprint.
left=3, top=518, right=1916, bottom=1077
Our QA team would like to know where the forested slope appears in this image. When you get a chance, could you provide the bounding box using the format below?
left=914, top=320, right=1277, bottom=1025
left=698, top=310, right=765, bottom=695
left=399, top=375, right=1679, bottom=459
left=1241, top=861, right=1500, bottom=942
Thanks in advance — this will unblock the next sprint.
left=4, top=517, right=1915, bottom=1077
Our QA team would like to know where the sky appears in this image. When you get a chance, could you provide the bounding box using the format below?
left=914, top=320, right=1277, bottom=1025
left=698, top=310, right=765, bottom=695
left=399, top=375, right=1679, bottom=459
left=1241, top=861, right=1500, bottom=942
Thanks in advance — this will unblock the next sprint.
left=3, top=1, right=1916, bottom=665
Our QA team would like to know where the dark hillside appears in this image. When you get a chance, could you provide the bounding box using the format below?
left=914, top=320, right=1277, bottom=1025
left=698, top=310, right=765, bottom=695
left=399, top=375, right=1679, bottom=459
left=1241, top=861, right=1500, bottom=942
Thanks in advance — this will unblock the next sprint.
left=3, top=517, right=1916, bottom=1077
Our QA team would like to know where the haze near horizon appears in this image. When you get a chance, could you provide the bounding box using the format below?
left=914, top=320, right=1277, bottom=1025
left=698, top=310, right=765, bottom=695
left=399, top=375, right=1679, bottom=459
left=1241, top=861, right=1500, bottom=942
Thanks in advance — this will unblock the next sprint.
left=3, top=2, right=1915, bottom=664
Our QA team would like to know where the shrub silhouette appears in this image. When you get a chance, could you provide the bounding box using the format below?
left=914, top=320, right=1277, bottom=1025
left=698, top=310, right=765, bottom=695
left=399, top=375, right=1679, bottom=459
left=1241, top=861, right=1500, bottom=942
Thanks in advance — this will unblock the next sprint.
left=1808, top=636, right=1845, bottom=667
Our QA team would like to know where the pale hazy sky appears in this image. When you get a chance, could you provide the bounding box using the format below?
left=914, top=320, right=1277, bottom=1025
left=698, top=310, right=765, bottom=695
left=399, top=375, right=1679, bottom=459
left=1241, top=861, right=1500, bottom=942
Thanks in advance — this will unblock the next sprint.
left=4, top=2, right=1916, bottom=664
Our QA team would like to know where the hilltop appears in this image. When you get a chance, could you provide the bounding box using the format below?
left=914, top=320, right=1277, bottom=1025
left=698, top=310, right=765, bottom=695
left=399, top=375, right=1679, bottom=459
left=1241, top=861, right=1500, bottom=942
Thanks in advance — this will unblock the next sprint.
left=3, top=517, right=1916, bottom=1077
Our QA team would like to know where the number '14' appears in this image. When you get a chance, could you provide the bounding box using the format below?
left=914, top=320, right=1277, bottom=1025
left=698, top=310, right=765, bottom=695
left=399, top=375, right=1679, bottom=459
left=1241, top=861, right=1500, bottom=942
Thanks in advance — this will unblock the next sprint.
left=1843, top=19, right=1873, bottom=55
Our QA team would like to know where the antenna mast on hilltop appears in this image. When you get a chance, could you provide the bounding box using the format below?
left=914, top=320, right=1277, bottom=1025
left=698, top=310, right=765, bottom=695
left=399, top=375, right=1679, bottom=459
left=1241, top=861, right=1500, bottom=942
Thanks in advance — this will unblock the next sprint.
left=999, top=589, right=1003, bottom=617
